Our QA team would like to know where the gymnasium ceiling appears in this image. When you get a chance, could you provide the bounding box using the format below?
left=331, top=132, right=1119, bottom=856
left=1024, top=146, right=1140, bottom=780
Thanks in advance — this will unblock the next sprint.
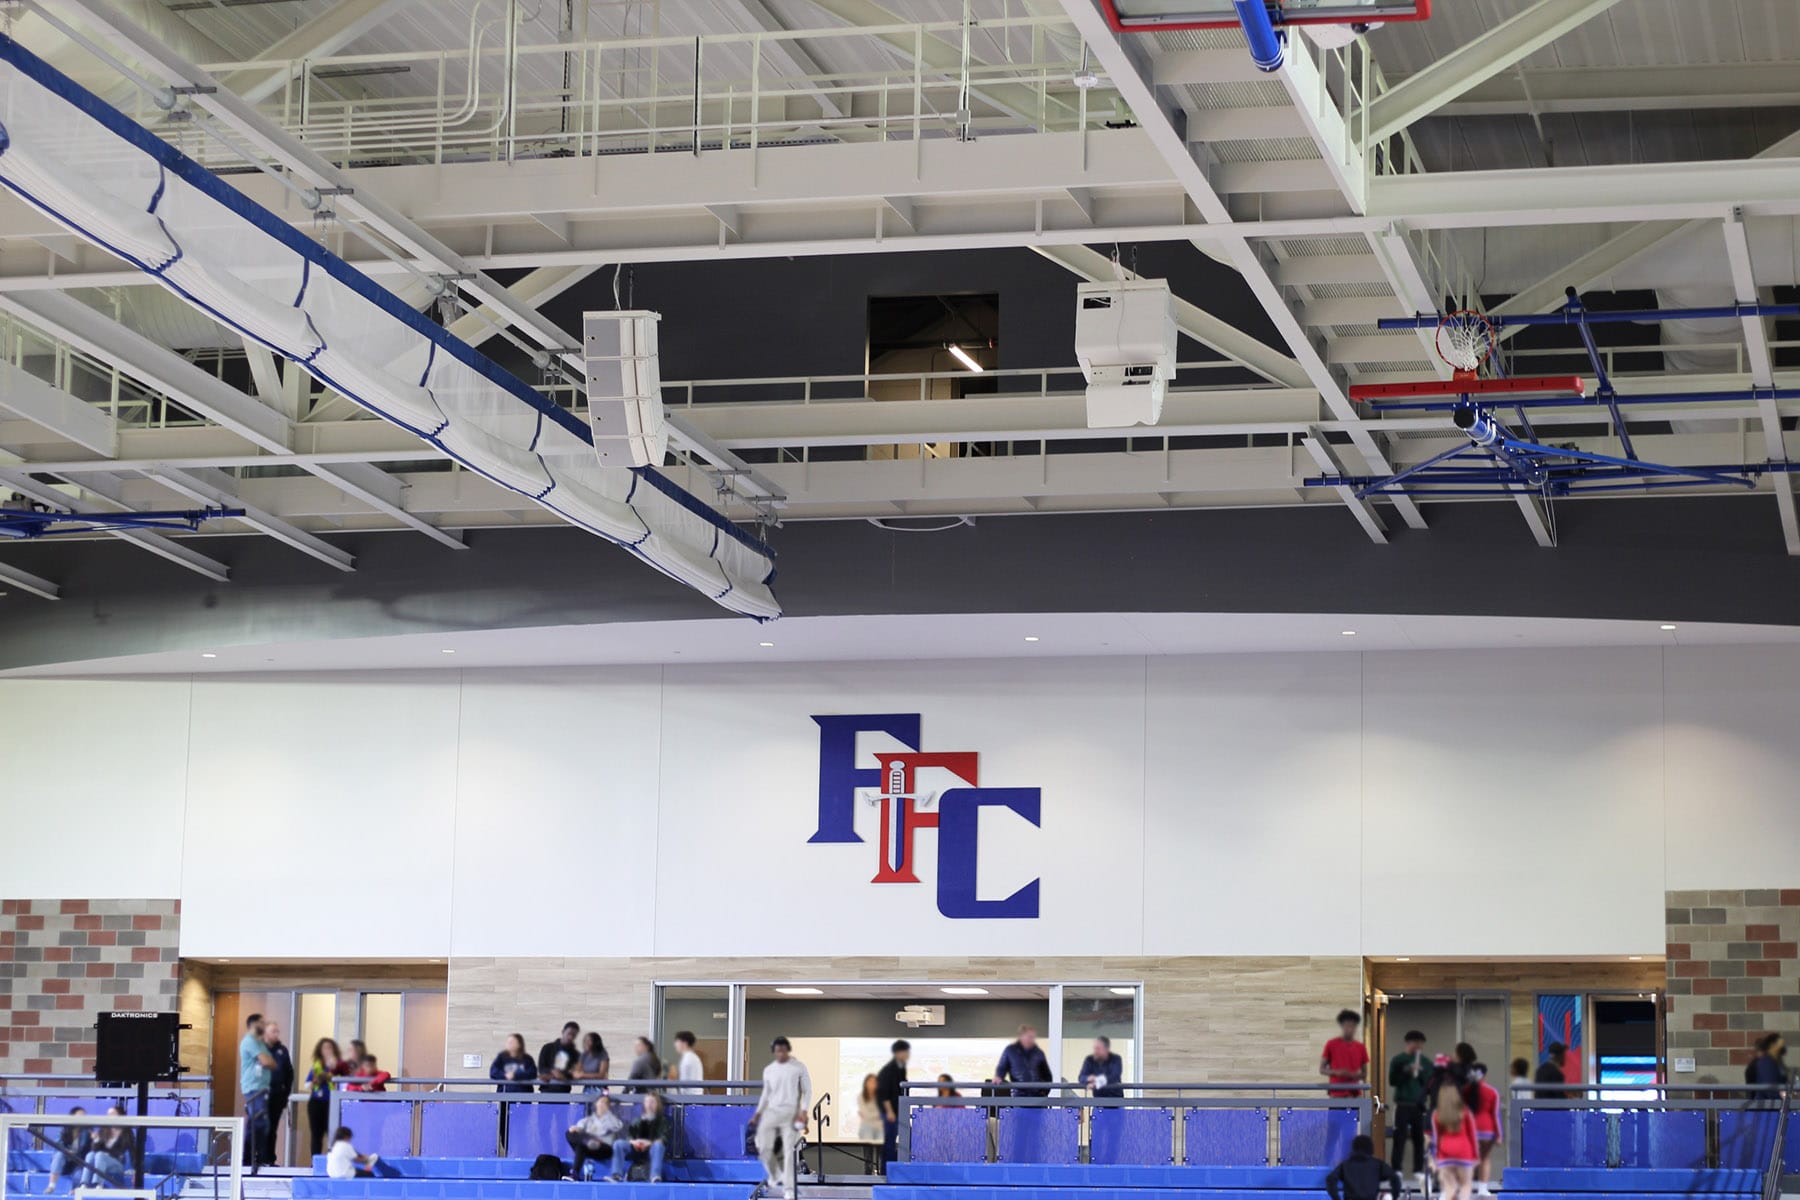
left=1, top=0, right=1798, bottom=617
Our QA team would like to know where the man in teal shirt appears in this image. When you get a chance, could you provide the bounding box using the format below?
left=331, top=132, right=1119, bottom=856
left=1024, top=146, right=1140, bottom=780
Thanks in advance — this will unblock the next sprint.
left=1387, top=1030, right=1429, bottom=1180
left=239, top=1014, right=277, bottom=1171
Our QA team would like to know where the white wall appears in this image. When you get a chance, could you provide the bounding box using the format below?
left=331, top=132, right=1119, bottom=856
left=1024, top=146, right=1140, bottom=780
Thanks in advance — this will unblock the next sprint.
left=3, top=644, right=1796, bottom=960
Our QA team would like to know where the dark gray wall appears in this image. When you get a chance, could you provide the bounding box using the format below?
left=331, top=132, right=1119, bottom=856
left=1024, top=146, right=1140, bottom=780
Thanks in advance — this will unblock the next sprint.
left=5, top=497, right=1800, bottom=670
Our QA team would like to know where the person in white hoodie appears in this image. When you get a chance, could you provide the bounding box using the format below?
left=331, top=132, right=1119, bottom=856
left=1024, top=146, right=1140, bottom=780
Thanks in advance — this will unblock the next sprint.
left=674, top=1031, right=705, bottom=1096
left=750, top=1037, right=812, bottom=1200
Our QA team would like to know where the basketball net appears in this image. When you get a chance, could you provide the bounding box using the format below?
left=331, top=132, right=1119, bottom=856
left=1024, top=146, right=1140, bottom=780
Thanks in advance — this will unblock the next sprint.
left=1435, top=310, right=1495, bottom=381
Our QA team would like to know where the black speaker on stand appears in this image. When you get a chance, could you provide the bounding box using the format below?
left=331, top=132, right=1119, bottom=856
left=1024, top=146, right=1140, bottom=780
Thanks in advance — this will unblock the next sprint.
left=95, top=1012, right=189, bottom=1189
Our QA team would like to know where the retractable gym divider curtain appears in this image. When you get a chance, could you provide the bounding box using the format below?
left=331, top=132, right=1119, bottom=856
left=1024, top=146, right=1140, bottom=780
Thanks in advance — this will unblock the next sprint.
left=0, top=36, right=780, bottom=619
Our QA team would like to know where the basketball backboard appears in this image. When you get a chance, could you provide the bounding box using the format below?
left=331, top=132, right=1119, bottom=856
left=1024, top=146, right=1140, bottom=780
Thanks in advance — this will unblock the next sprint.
left=1099, top=0, right=1429, bottom=32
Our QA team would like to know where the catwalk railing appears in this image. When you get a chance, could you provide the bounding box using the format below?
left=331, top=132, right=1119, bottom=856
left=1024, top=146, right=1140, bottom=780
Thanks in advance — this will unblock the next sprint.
left=143, top=14, right=1120, bottom=170
left=898, top=1081, right=1375, bottom=1167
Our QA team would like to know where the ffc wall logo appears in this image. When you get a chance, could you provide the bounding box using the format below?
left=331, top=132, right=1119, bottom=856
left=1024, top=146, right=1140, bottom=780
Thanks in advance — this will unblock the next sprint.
left=807, top=714, right=1042, bottom=920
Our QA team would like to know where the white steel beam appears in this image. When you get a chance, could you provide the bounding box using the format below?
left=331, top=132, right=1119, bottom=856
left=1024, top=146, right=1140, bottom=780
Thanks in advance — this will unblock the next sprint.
left=1365, top=0, right=1623, bottom=143
left=1720, top=209, right=1798, bottom=555
left=0, top=465, right=231, bottom=581
left=730, top=0, right=846, bottom=121
left=1367, top=158, right=1800, bottom=228
left=0, top=358, right=116, bottom=455
left=1300, top=432, right=1387, bottom=544
left=149, top=465, right=356, bottom=571
left=1415, top=63, right=1800, bottom=118
left=219, top=0, right=421, bottom=105
left=0, top=291, right=462, bottom=547
left=1052, top=0, right=1425, bottom=531
left=1031, top=245, right=1308, bottom=388
left=0, top=560, right=61, bottom=600
left=57, top=1, right=794, bottom=505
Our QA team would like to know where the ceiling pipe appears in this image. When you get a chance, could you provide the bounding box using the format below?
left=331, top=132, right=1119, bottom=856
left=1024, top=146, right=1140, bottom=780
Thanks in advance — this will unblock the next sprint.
left=1233, top=1, right=1285, bottom=72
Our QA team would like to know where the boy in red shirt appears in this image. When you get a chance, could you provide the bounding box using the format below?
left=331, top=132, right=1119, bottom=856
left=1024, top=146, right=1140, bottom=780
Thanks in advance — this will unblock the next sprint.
left=1320, top=1009, right=1370, bottom=1098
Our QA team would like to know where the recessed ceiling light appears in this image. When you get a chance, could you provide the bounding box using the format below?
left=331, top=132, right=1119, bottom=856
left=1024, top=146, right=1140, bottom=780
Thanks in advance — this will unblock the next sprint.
left=1024, top=635, right=1039, bottom=643
left=200, top=652, right=217, bottom=659
left=1340, top=630, right=1357, bottom=637
left=1659, top=624, right=1677, bottom=631
left=941, top=986, right=989, bottom=996
left=441, top=648, right=456, bottom=654
left=775, top=986, right=823, bottom=996
left=1108, top=987, right=1136, bottom=996
left=759, top=641, right=775, bottom=647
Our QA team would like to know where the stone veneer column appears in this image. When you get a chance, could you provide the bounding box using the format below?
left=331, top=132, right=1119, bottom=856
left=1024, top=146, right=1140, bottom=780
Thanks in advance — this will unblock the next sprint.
left=1665, top=888, right=1800, bottom=1077
left=0, top=899, right=182, bottom=1074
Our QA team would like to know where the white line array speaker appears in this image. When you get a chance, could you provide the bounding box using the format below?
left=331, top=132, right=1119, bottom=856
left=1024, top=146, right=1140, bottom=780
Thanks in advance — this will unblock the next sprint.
left=583, top=309, right=669, bottom=468
left=1074, top=278, right=1177, bottom=428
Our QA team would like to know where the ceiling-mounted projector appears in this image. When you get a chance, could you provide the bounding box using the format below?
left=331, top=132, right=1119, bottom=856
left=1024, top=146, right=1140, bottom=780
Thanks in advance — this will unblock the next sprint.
left=1074, top=278, right=1177, bottom=428
left=583, top=310, right=668, bottom=468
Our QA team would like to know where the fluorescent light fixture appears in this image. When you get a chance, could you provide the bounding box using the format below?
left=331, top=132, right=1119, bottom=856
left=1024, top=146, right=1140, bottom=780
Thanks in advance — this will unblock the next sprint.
left=1024, top=635, right=1040, bottom=643
left=759, top=641, right=775, bottom=647
left=1659, top=624, right=1677, bottom=631
left=1394, top=956, right=1410, bottom=962
left=200, top=652, right=217, bottom=659
left=441, top=648, right=456, bottom=654
left=1340, top=630, right=1357, bottom=637
left=1628, top=955, right=1644, bottom=961
left=947, top=344, right=984, bottom=373
left=1108, top=987, right=1136, bottom=996
left=940, top=986, right=989, bottom=996
left=775, top=987, right=824, bottom=996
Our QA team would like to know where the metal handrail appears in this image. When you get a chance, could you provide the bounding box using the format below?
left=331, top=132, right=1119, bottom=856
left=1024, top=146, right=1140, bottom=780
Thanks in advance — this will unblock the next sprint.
left=1760, top=1082, right=1791, bottom=1200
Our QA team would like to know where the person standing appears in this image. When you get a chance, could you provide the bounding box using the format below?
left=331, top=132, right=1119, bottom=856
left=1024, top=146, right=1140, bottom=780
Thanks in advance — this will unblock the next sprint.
left=856, top=1075, right=883, bottom=1142
left=304, top=1039, right=343, bottom=1158
left=1430, top=1080, right=1479, bottom=1200
left=875, top=1039, right=910, bottom=1169
left=263, top=1021, right=295, bottom=1168
left=539, top=1022, right=581, bottom=1094
left=1320, top=1009, right=1370, bottom=1099
left=994, top=1026, right=1052, bottom=1094
left=1746, top=1034, right=1789, bottom=1087
left=490, top=1035, right=538, bottom=1093
left=239, top=1014, right=278, bottom=1172
left=1470, top=1063, right=1502, bottom=1196
left=1533, top=1042, right=1567, bottom=1098
left=1387, top=1030, right=1429, bottom=1181
left=751, top=1037, right=812, bottom=1200
left=673, top=1031, right=705, bottom=1095
left=1078, top=1036, right=1124, bottom=1098
left=574, top=1033, right=612, bottom=1093
left=626, top=1036, right=662, bottom=1093
left=1508, top=1058, right=1531, bottom=1099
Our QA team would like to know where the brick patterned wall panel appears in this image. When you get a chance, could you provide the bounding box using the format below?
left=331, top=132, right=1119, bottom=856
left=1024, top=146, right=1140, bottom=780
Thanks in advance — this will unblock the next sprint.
left=1666, top=889, right=1800, bottom=1076
left=0, top=899, right=181, bottom=1074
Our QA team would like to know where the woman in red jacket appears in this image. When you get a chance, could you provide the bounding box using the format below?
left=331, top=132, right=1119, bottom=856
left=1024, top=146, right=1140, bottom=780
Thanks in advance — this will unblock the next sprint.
left=1431, top=1083, right=1480, bottom=1200
left=1471, top=1063, right=1503, bottom=1195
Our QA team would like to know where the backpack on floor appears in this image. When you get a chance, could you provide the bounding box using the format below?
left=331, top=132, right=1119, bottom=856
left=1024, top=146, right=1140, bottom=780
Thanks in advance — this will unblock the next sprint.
left=528, top=1154, right=565, bottom=1181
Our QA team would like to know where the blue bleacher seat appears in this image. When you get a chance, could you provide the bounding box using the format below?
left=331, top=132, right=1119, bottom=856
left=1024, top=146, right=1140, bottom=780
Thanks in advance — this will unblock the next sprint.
left=673, top=1104, right=755, bottom=1160
left=1276, top=1108, right=1355, bottom=1168
left=1184, top=1109, right=1269, bottom=1168
left=306, top=1154, right=757, bottom=1184
left=909, top=1106, right=988, bottom=1163
left=501, top=1103, right=588, bottom=1161
left=1089, top=1107, right=1174, bottom=1166
left=1521, top=1110, right=1609, bottom=1169
left=884, top=1162, right=1329, bottom=1188
left=1717, top=1109, right=1781, bottom=1171
left=340, top=1098, right=418, bottom=1159
left=291, top=1181, right=747, bottom=1200
left=1502, top=1168, right=1761, bottom=1194
left=421, top=1103, right=502, bottom=1157
left=997, top=1107, right=1079, bottom=1165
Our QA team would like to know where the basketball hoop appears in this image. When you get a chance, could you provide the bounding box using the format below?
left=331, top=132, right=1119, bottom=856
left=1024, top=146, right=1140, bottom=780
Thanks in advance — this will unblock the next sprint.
left=1435, top=310, right=1495, bottom=378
